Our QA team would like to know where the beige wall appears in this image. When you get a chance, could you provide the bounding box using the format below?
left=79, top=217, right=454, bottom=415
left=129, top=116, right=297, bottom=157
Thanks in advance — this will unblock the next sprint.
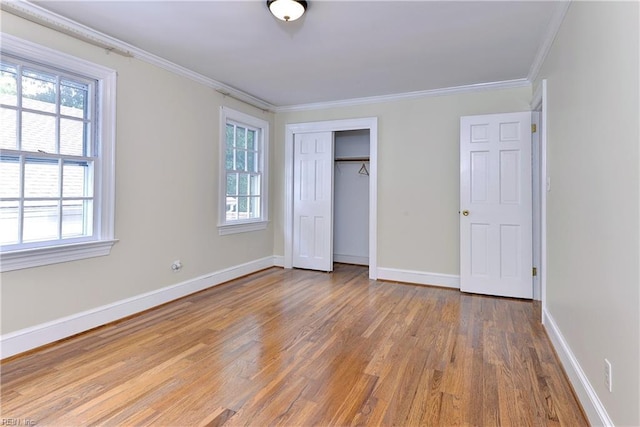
left=535, top=2, right=640, bottom=425
left=273, top=87, right=531, bottom=274
left=0, top=13, right=275, bottom=333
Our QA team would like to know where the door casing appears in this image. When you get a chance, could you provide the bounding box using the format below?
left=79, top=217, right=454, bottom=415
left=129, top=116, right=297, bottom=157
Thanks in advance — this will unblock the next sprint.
left=284, top=117, right=378, bottom=279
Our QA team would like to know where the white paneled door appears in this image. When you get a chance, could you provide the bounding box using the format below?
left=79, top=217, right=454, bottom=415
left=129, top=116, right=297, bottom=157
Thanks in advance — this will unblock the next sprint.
left=293, top=132, right=334, bottom=272
left=460, top=112, right=533, bottom=299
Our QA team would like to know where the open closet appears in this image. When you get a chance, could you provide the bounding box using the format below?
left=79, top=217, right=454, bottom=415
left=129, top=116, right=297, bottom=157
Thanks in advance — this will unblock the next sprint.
left=284, top=116, right=377, bottom=278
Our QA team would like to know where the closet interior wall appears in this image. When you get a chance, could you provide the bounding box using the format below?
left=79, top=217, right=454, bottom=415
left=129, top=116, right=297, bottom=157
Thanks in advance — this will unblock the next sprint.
left=334, top=130, right=370, bottom=266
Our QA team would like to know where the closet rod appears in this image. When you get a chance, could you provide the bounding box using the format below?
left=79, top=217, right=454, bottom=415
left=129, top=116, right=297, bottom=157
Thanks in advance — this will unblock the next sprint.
left=334, top=157, right=370, bottom=162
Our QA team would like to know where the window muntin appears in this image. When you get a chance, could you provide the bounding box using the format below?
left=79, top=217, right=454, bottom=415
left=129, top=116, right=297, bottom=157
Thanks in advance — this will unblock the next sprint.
left=219, top=107, right=268, bottom=234
left=0, top=56, right=98, bottom=250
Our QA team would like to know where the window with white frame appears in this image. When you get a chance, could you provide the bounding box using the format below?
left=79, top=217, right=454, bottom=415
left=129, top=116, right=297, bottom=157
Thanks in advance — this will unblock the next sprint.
left=0, top=35, right=116, bottom=272
left=219, top=107, right=268, bottom=235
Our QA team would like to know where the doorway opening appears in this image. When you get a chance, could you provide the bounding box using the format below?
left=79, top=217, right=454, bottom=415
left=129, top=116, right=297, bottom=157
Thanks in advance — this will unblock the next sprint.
left=334, top=130, right=370, bottom=266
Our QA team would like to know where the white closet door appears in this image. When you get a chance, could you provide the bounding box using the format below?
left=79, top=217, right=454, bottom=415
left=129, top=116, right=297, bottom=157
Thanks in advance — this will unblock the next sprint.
left=293, top=132, right=334, bottom=271
left=460, top=112, right=532, bottom=299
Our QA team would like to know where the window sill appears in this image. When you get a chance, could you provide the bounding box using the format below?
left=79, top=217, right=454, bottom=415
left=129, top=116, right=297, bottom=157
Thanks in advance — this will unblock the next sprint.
left=218, top=221, right=269, bottom=236
left=0, top=239, right=119, bottom=272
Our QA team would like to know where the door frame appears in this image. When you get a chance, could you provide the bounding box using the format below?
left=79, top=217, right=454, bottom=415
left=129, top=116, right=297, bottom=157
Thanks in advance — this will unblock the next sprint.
left=284, top=117, right=378, bottom=279
left=532, top=110, right=541, bottom=300
left=531, top=79, right=548, bottom=319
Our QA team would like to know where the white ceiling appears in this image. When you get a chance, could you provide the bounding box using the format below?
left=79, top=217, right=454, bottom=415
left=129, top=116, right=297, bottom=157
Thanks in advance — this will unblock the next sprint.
left=30, top=1, right=563, bottom=108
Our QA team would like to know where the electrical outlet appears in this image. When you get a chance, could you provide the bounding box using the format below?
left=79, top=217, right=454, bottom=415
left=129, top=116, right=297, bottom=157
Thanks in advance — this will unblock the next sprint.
left=604, top=358, right=612, bottom=392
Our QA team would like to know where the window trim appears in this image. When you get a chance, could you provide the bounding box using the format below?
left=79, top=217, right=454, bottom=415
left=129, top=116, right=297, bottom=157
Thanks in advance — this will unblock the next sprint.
left=218, top=106, right=269, bottom=235
left=0, top=33, right=117, bottom=272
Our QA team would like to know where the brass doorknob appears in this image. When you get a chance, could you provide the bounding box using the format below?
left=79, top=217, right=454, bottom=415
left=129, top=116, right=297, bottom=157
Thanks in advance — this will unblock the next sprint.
left=462, top=210, right=469, bottom=216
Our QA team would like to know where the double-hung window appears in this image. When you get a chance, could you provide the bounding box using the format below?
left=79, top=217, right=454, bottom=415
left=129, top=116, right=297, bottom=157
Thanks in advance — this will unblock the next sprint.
left=218, top=107, right=268, bottom=235
left=0, top=35, right=116, bottom=272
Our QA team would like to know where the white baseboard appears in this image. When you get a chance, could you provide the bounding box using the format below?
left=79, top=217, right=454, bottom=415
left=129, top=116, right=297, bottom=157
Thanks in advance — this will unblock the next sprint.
left=376, top=267, right=460, bottom=289
left=1, top=256, right=278, bottom=359
left=273, top=255, right=285, bottom=267
left=543, top=309, right=614, bottom=427
left=334, top=254, right=369, bottom=266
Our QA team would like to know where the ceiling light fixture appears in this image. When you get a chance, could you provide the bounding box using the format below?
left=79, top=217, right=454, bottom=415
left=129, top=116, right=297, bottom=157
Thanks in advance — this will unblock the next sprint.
left=267, top=0, right=307, bottom=22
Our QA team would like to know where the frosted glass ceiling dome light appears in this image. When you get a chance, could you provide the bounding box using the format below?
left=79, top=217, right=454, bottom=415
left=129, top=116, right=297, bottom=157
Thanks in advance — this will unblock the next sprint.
left=267, top=0, right=307, bottom=22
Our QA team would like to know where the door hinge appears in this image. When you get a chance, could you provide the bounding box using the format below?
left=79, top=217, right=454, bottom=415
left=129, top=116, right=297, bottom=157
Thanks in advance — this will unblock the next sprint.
left=531, top=123, right=537, bottom=133
left=532, top=267, right=538, bottom=277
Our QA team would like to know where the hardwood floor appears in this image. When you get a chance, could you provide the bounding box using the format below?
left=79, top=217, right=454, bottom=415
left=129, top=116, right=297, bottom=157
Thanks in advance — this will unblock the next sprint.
left=1, top=264, right=588, bottom=426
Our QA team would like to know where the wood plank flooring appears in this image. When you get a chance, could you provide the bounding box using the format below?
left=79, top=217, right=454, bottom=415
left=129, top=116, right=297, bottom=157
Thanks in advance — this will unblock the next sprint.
left=1, top=264, right=588, bottom=426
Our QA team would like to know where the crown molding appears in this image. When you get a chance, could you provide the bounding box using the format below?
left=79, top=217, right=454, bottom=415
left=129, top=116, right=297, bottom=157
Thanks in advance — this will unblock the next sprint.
left=0, top=0, right=134, bottom=57
left=1, top=0, right=275, bottom=112
left=275, top=79, right=531, bottom=113
left=527, top=0, right=572, bottom=83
